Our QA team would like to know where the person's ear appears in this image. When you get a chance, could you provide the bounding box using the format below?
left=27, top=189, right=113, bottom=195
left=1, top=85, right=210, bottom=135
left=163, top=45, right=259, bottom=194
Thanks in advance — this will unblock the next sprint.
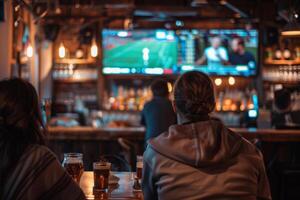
left=172, top=101, right=177, bottom=113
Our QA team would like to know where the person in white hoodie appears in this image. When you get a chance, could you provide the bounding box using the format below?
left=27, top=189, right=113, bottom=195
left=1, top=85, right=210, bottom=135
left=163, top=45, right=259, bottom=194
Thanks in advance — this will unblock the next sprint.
left=142, top=71, right=271, bottom=200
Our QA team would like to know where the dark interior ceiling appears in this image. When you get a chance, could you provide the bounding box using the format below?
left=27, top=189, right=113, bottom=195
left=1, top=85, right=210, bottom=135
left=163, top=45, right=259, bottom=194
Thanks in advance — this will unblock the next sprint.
left=24, top=0, right=271, bottom=24
left=15, top=0, right=300, bottom=38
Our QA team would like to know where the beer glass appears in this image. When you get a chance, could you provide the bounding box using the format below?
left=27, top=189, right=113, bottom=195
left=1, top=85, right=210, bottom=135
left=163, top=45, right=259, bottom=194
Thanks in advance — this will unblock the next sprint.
left=62, top=153, right=84, bottom=184
left=136, top=155, right=143, bottom=180
left=93, top=162, right=111, bottom=191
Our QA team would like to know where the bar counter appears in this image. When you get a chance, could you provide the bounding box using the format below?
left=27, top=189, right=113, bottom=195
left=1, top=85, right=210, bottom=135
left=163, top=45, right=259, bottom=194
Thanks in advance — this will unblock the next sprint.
left=47, top=126, right=145, bottom=140
left=47, top=126, right=300, bottom=170
left=47, top=126, right=300, bottom=142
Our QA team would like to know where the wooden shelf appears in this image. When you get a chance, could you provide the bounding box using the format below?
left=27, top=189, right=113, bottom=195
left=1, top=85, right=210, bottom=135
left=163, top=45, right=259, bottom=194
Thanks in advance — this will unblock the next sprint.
left=262, top=79, right=300, bottom=85
left=101, top=109, right=142, bottom=114
left=55, top=58, right=97, bottom=65
left=53, top=78, right=97, bottom=83
left=264, top=59, right=300, bottom=65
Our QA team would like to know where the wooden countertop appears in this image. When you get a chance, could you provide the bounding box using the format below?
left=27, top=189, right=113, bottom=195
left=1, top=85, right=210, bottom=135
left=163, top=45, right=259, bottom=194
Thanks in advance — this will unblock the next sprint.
left=231, top=128, right=300, bottom=142
left=46, top=126, right=145, bottom=140
left=47, top=126, right=300, bottom=142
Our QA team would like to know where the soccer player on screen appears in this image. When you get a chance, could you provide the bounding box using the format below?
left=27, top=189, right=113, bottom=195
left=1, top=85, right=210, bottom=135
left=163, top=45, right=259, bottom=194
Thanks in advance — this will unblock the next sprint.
left=143, top=47, right=150, bottom=66
left=196, top=36, right=229, bottom=70
left=229, top=38, right=256, bottom=68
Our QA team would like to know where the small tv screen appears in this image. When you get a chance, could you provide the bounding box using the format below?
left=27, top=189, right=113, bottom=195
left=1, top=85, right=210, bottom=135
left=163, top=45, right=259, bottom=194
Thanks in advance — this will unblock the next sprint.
left=102, top=29, right=178, bottom=75
left=177, top=29, right=258, bottom=76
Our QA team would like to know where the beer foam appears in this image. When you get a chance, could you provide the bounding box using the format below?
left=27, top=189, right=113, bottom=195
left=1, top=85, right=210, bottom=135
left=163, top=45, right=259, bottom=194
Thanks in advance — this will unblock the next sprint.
left=136, top=161, right=143, bottom=168
left=64, top=158, right=83, bottom=164
left=93, top=162, right=111, bottom=170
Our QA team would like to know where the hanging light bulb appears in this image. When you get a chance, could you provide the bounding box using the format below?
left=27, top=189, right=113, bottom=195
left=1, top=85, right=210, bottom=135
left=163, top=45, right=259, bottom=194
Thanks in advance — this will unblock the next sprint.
left=214, top=78, right=222, bottom=86
left=90, top=37, right=98, bottom=57
left=59, top=42, right=66, bottom=58
left=228, top=76, right=235, bottom=85
left=26, top=43, right=33, bottom=58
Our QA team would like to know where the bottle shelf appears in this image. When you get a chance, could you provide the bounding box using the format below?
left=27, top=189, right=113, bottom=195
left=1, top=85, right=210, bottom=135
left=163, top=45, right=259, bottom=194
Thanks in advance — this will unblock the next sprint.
left=262, top=79, right=300, bottom=84
left=53, top=78, right=97, bottom=83
left=264, top=59, right=300, bottom=65
left=55, top=58, right=97, bottom=65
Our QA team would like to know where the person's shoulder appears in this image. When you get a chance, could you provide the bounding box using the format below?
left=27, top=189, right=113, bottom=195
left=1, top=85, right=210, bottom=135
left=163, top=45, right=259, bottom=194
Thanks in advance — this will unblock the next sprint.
left=144, top=142, right=158, bottom=159
left=144, top=99, right=155, bottom=107
left=222, top=124, right=262, bottom=158
left=31, top=144, right=56, bottom=155
left=237, top=136, right=264, bottom=161
left=142, top=101, right=152, bottom=111
left=22, top=144, right=57, bottom=163
left=144, top=140, right=164, bottom=160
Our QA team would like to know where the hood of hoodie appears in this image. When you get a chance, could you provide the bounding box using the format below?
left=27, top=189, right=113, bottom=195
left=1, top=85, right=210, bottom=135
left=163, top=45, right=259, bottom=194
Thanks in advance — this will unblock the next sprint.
left=148, top=118, right=243, bottom=168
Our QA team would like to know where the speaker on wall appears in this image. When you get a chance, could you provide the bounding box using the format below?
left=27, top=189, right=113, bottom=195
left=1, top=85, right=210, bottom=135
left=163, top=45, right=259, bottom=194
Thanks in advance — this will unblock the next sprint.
left=263, top=27, right=279, bottom=46
left=0, top=0, right=4, bottom=22
left=43, top=24, right=60, bottom=41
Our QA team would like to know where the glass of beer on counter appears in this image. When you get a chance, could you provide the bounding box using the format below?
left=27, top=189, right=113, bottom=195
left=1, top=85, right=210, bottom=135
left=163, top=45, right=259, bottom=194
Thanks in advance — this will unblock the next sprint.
left=93, top=161, right=111, bottom=191
left=62, top=153, right=84, bottom=184
left=136, top=155, right=143, bottom=179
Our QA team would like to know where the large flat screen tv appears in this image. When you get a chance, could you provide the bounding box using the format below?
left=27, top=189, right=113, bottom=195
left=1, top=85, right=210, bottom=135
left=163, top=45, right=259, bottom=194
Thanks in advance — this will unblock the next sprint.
left=177, top=29, right=258, bottom=76
left=102, top=29, right=178, bottom=75
left=102, top=29, right=258, bottom=76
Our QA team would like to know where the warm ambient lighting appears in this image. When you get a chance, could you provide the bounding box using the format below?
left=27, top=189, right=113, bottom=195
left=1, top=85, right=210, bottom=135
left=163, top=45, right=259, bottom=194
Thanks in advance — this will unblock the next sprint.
left=90, top=38, right=98, bottom=57
left=281, top=30, right=300, bottom=36
left=228, top=76, right=235, bottom=85
left=281, top=23, right=300, bottom=36
left=167, top=82, right=173, bottom=93
left=26, top=43, right=33, bottom=58
left=214, top=78, right=222, bottom=86
left=59, top=43, right=66, bottom=58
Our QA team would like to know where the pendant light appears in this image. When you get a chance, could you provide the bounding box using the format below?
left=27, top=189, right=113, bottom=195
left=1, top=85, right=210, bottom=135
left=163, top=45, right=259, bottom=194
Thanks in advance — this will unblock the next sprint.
left=58, top=42, right=66, bottom=58
left=26, top=42, right=33, bottom=58
left=90, top=36, right=98, bottom=58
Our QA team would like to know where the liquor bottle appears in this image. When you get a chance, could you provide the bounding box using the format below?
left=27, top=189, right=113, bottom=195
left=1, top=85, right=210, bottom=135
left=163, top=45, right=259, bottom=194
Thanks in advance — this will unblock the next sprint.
left=295, top=47, right=300, bottom=60
left=274, top=45, right=282, bottom=60
left=283, top=41, right=291, bottom=60
left=265, top=47, right=273, bottom=61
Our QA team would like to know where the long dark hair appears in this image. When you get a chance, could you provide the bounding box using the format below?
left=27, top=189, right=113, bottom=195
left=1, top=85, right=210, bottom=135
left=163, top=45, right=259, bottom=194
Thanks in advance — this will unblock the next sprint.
left=0, top=78, right=45, bottom=191
left=173, top=71, right=215, bottom=119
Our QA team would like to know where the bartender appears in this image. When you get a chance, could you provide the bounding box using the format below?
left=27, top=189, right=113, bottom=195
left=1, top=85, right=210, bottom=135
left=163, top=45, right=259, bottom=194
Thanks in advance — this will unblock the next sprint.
left=141, top=79, right=177, bottom=143
left=271, top=89, right=300, bottom=129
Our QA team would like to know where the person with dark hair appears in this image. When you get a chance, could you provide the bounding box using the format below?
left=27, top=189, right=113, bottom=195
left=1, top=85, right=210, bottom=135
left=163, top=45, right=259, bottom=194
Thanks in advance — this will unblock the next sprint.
left=142, top=71, right=271, bottom=200
left=141, top=79, right=176, bottom=142
left=271, top=88, right=300, bottom=128
left=0, top=78, right=85, bottom=200
left=229, top=37, right=256, bottom=67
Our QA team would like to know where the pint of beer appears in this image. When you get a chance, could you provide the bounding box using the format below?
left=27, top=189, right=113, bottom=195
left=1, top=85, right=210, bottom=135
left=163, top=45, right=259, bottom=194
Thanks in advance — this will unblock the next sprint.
left=93, top=162, right=111, bottom=191
left=136, top=155, right=143, bottom=179
left=62, top=153, right=84, bottom=184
